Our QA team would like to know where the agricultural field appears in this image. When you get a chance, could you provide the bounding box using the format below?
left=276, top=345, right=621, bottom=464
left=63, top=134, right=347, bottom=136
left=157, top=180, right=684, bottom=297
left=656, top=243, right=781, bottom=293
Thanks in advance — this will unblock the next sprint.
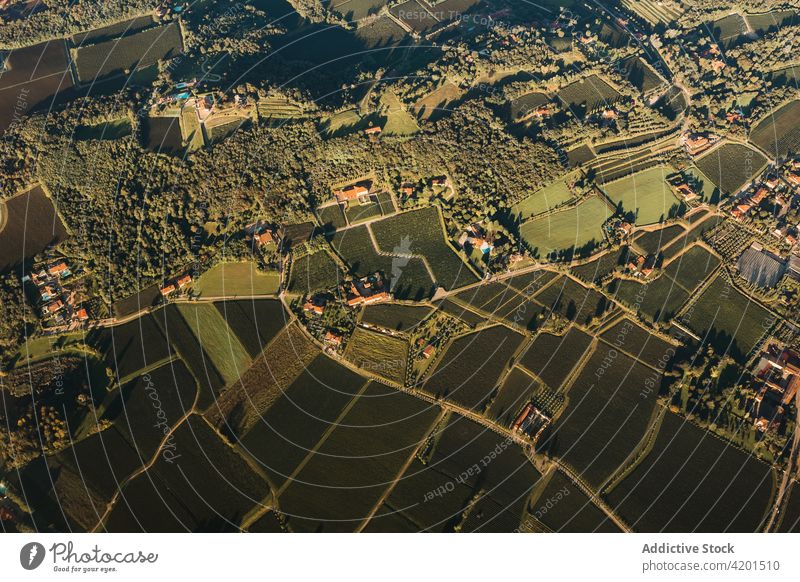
left=360, top=302, right=433, bottom=331
left=633, top=224, right=686, bottom=256
left=508, top=91, right=549, bottom=121
left=694, top=143, right=767, bottom=195
left=613, top=276, right=690, bottom=323
left=287, top=249, right=341, bottom=294
left=107, top=415, right=270, bottom=532
left=73, top=23, right=183, bottom=83
left=370, top=206, right=478, bottom=290
left=682, top=273, right=773, bottom=358
left=530, top=470, right=621, bottom=532
left=345, top=326, right=409, bottom=384
left=533, top=276, right=611, bottom=326
left=194, top=261, right=280, bottom=297
left=257, top=95, right=306, bottom=122
left=330, top=0, right=389, bottom=21
left=662, top=245, right=720, bottom=292
left=620, top=0, right=683, bottom=24
left=71, top=15, right=155, bottom=45
left=107, top=360, right=197, bottom=460
left=213, top=299, right=287, bottom=358
left=326, top=225, right=435, bottom=300
left=606, top=412, right=775, bottom=532
left=74, top=118, right=132, bottom=141
left=518, top=326, right=593, bottom=390
left=380, top=91, right=419, bottom=135
left=318, top=204, right=348, bottom=231
left=423, top=325, right=525, bottom=411
left=488, top=367, right=541, bottom=427
left=0, top=185, right=69, bottom=272
left=321, top=108, right=364, bottom=137
left=434, top=298, right=487, bottom=327
left=175, top=303, right=252, bottom=386
left=209, top=323, right=319, bottom=435
left=570, top=247, right=632, bottom=284
left=556, top=75, right=621, bottom=117
left=505, top=269, right=560, bottom=294
left=86, top=313, right=172, bottom=382
left=519, top=196, right=612, bottom=258
left=542, top=345, right=662, bottom=487
left=374, top=415, right=541, bottom=532
left=707, top=13, right=748, bottom=47
left=0, top=41, right=73, bottom=133
left=511, top=174, right=576, bottom=221
left=746, top=9, right=797, bottom=34
left=238, top=353, right=368, bottom=488
left=778, top=483, right=800, bottom=532
left=390, top=0, right=438, bottom=33
left=414, top=82, right=462, bottom=121
left=278, top=382, right=441, bottom=532
left=142, top=116, right=183, bottom=155
left=155, top=304, right=226, bottom=407
left=452, top=280, right=519, bottom=315
left=661, top=214, right=724, bottom=260
left=618, top=56, right=665, bottom=94
left=601, top=166, right=680, bottom=225
left=566, top=144, right=596, bottom=167
left=354, top=15, right=409, bottom=47
left=749, top=100, right=800, bottom=158
left=345, top=200, right=382, bottom=224
left=599, top=317, right=675, bottom=366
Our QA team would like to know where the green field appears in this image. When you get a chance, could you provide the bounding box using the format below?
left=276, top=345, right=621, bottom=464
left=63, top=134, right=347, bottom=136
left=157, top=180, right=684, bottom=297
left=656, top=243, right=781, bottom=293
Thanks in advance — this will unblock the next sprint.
left=345, top=327, right=409, bottom=384
left=750, top=100, right=800, bottom=158
left=519, top=196, right=612, bottom=258
left=511, top=175, right=576, bottom=221
left=194, top=261, right=280, bottom=297
left=695, top=143, right=767, bottom=195
left=602, top=166, right=680, bottom=225
left=176, top=303, right=252, bottom=386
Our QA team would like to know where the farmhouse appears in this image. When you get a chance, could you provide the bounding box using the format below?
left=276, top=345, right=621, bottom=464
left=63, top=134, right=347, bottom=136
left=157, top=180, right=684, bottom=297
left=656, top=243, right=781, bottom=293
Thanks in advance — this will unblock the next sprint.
left=176, top=274, right=192, bottom=289
left=736, top=244, right=786, bottom=288
left=345, top=273, right=391, bottom=307
left=335, top=183, right=371, bottom=204
left=324, top=330, right=343, bottom=347
left=160, top=283, right=176, bottom=297
left=254, top=229, right=276, bottom=246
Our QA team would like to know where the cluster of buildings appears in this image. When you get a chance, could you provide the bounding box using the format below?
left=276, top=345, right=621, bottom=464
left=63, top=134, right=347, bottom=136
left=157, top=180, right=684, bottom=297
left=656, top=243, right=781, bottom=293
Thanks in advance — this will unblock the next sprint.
left=751, top=343, right=800, bottom=432
left=159, top=273, right=192, bottom=298
left=23, top=260, right=89, bottom=327
left=626, top=253, right=656, bottom=278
